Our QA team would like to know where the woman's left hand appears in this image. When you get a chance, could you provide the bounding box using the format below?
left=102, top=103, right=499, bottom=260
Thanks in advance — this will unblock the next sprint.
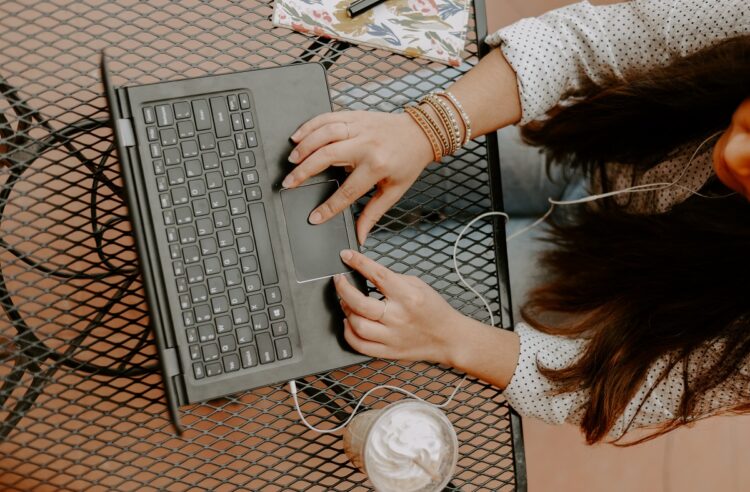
left=333, top=249, right=464, bottom=365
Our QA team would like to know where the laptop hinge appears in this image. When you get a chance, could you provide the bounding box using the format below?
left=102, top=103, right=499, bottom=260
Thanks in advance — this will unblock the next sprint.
left=115, top=117, right=135, bottom=147
left=162, top=347, right=181, bottom=378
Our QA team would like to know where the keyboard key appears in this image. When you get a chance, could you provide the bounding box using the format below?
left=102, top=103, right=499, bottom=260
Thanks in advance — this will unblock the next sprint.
left=229, top=197, right=245, bottom=215
left=245, top=186, right=262, bottom=201
left=186, top=327, right=198, bottom=344
left=171, top=187, right=189, bottom=205
left=211, top=295, right=229, bottom=314
left=160, top=128, right=177, bottom=146
left=228, top=287, right=245, bottom=306
left=249, top=203, right=279, bottom=285
left=213, top=210, right=230, bottom=228
left=215, top=315, right=231, bottom=334
left=242, top=170, right=259, bottom=185
left=156, top=176, right=168, bottom=192
left=168, top=168, right=185, bottom=186
left=241, top=255, right=258, bottom=273
left=236, top=326, right=252, bottom=344
left=205, top=171, right=222, bottom=189
left=237, top=237, right=254, bottom=254
left=242, top=111, right=254, bottom=129
left=272, top=321, right=288, bottom=337
left=252, top=313, right=269, bottom=331
left=185, top=160, right=202, bottom=178
left=175, top=206, right=192, bottom=225
left=181, top=140, right=199, bottom=158
left=167, top=227, right=178, bottom=243
left=239, top=93, right=251, bottom=109
left=191, top=284, right=208, bottom=303
left=269, top=305, right=285, bottom=321
left=221, top=249, right=238, bottom=267
left=199, top=325, right=215, bottom=343
left=275, top=338, right=292, bottom=360
left=192, top=99, right=211, bottom=131
left=183, top=245, right=200, bottom=264
left=204, top=257, right=221, bottom=275
left=244, top=274, right=261, bottom=293
left=200, top=237, right=218, bottom=255
left=222, top=158, right=239, bottom=176
left=193, top=362, right=205, bottom=379
left=150, top=142, right=161, bottom=158
left=172, top=259, right=184, bottom=276
left=202, top=342, right=219, bottom=359
left=217, top=230, right=233, bottom=248
left=186, top=265, right=204, bottom=283
left=210, top=96, right=231, bottom=138
left=195, top=305, right=212, bottom=323
left=205, top=362, right=222, bottom=377
left=192, top=198, right=210, bottom=216
left=225, top=268, right=242, bottom=287
left=174, top=101, right=192, bottom=119
left=218, top=139, right=235, bottom=157
left=196, top=134, right=215, bottom=153
left=156, top=104, right=173, bottom=127
left=233, top=217, right=251, bottom=235
left=234, top=132, right=246, bottom=150
left=227, top=94, right=239, bottom=111
left=176, top=277, right=187, bottom=293
left=232, top=306, right=250, bottom=325
left=248, top=293, right=264, bottom=312
left=265, top=287, right=282, bottom=304
left=179, top=225, right=196, bottom=244
left=169, top=243, right=180, bottom=259
left=189, top=179, right=206, bottom=197
left=257, top=333, right=274, bottom=364
left=163, top=210, right=175, bottom=226
left=209, top=191, right=227, bottom=209
left=177, top=120, right=195, bottom=138
left=153, top=159, right=165, bottom=175
left=196, top=218, right=213, bottom=236
left=143, top=106, right=156, bottom=124
left=202, top=151, right=219, bottom=170
left=231, top=113, right=242, bottom=131
left=240, top=345, right=258, bottom=368
left=219, top=334, right=236, bottom=353
left=147, top=126, right=158, bottom=141
left=164, top=147, right=181, bottom=166
left=223, top=354, right=240, bottom=372
left=183, top=310, right=195, bottom=327
left=246, top=131, right=258, bottom=147
left=239, top=151, right=255, bottom=168
left=189, top=344, right=201, bottom=361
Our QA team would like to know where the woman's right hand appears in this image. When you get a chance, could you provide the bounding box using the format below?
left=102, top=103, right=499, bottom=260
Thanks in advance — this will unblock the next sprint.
left=282, top=110, right=433, bottom=245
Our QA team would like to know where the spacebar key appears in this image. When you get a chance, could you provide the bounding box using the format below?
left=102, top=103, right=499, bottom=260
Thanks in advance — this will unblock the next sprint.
left=248, top=203, right=278, bottom=285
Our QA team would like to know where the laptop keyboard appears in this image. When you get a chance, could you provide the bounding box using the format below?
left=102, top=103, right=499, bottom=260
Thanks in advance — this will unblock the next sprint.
left=142, top=91, right=294, bottom=380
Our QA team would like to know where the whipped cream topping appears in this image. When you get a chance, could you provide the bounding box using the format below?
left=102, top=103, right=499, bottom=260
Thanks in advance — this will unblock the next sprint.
left=365, top=404, right=453, bottom=492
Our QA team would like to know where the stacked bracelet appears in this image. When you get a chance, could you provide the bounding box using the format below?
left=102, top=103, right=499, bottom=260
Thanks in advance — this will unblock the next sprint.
left=404, top=91, right=471, bottom=161
left=439, top=91, right=471, bottom=145
left=423, top=93, right=461, bottom=155
left=404, top=106, right=442, bottom=162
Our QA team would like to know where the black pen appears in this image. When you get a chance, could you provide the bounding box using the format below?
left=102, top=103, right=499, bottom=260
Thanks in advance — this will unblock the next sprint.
left=347, top=0, right=388, bottom=18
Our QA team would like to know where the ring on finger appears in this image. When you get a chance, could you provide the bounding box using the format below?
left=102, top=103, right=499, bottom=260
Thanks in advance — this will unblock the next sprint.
left=376, top=298, right=388, bottom=322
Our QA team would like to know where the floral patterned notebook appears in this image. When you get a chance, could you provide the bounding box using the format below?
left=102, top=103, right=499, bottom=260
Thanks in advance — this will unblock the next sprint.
left=272, top=0, right=471, bottom=67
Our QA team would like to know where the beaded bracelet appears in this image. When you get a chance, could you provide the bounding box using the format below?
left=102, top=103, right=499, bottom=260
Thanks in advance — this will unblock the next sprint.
left=422, top=94, right=461, bottom=155
left=438, top=91, right=472, bottom=145
left=413, top=104, right=451, bottom=157
left=404, top=106, right=442, bottom=162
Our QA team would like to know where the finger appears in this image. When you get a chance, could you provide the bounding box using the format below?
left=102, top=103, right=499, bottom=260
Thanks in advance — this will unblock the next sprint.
left=334, top=274, right=384, bottom=320
left=289, top=121, right=350, bottom=164
left=291, top=112, right=351, bottom=143
left=343, top=319, right=388, bottom=358
left=284, top=139, right=361, bottom=189
left=309, top=167, right=374, bottom=224
left=346, top=312, right=390, bottom=343
left=339, top=249, right=402, bottom=297
left=355, top=187, right=401, bottom=245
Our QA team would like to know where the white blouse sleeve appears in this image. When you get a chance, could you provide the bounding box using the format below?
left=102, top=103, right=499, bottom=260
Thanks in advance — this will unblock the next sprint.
left=505, top=322, right=750, bottom=439
left=485, top=0, right=750, bottom=124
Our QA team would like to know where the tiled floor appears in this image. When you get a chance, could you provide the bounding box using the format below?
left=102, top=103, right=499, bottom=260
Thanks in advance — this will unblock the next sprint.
left=484, top=1, right=750, bottom=491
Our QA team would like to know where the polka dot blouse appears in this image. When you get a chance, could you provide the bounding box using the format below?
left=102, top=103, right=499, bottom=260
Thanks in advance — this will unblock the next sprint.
left=485, top=0, right=750, bottom=438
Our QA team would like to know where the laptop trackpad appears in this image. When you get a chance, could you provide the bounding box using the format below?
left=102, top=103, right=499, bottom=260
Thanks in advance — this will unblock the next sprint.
left=280, top=181, right=352, bottom=283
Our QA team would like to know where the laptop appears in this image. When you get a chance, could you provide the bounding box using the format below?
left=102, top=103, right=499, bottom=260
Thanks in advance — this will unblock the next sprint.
left=101, top=56, right=370, bottom=431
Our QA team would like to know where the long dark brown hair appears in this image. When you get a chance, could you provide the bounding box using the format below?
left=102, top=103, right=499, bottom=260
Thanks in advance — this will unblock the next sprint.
left=519, top=35, right=750, bottom=444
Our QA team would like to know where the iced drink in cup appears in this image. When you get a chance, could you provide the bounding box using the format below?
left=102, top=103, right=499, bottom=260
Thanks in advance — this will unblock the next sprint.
left=342, top=400, right=458, bottom=492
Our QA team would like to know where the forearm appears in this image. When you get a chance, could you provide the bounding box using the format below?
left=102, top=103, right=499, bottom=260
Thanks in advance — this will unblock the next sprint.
left=443, top=314, right=520, bottom=390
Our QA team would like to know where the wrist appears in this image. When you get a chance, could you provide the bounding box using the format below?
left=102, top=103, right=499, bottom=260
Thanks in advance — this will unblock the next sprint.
left=438, top=311, right=475, bottom=368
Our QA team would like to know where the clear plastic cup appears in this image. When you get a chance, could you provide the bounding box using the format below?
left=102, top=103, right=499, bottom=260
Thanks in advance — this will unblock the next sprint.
left=342, top=400, right=458, bottom=492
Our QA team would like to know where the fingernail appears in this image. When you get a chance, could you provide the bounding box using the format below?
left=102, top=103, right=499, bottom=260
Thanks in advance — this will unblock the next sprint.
left=291, top=130, right=300, bottom=142
left=309, top=210, right=322, bottom=224
left=282, top=175, right=294, bottom=188
left=340, top=249, right=353, bottom=261
left=288, top=149, right=299, bottom=163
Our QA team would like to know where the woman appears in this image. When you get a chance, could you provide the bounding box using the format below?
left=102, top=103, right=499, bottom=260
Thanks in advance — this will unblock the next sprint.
left=284, top=0, right=750, bottom=443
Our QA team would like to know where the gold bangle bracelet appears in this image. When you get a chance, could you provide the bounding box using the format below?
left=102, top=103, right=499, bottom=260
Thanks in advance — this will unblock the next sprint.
left=404, top=106, right=442, bottom=162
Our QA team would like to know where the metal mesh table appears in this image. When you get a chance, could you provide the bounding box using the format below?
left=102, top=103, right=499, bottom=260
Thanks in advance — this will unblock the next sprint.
left=0, top=1, right=525, bottom=490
